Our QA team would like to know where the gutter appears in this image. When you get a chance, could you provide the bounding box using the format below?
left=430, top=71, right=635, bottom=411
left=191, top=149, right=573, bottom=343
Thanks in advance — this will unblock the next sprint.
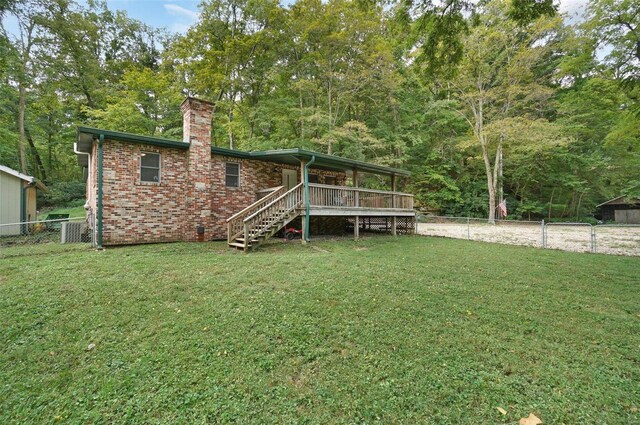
left=97, top=134, right=104, bottom=250
left=73, top=142, right=91, bottom=210
left=303, top=155, right=316, bottom=242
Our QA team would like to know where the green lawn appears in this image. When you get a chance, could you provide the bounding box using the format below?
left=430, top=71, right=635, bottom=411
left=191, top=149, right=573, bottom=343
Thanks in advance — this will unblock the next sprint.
left=37, top=205, right=86, bottom=220
left=1, top=237, right=638, bottom=424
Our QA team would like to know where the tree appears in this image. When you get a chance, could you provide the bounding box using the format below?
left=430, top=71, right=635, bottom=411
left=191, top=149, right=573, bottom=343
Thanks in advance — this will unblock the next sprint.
left=441, top=1, right=562, bottom=221
left=585, top=0, right=639, bottom=77
left=403, top=0, right=557, bottom=78
left=2, top=0, right=47, bottom=174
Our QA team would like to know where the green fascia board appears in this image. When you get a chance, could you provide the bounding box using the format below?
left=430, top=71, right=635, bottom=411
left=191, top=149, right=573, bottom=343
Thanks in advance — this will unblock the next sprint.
left=77, top=126, right=190, bottom=150
left=211, top=146, right=251, bottom=158
left=249, top=148, right=411, bottom=176
left=76, top=127, right=410, bottom=176
left=213, top=146, right=410, bottom=176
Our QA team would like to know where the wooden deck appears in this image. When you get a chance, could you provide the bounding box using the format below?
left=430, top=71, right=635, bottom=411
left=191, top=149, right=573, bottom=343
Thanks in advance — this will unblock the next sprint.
left=226, top=183, right=414, bottom=251
left=306, top=183, right=414, bottom=216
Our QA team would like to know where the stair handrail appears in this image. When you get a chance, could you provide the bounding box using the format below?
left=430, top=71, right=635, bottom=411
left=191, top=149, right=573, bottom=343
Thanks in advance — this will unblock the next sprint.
left=243, top=183, right=303, bottom=223
left=242, top=183, right=304, bottom=249
left=226, top=185, right=285, bottom=223
left=226, top=185, right=285, bottom=243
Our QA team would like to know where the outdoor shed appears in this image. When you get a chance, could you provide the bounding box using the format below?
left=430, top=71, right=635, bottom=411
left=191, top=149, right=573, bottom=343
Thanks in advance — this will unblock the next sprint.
left=0, top=165, right=47, bottom=235
left=597, top=196, right=640, bottom=224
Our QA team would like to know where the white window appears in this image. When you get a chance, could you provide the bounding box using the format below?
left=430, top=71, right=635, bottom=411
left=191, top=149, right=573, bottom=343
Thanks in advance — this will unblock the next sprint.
left=226, top=162, right=240, bottom=187
left=140, top=152, right=160, bottom=182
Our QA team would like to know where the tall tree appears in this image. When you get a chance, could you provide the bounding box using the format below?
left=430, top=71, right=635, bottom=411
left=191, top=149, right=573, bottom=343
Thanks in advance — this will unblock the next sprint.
left=2, top=0, right=47, bottom=174
left=443, top=0, right=562, bottom=221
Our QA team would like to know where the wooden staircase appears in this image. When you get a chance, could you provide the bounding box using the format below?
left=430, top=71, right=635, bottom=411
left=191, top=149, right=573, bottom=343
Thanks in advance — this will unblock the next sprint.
left=226, top=183, right=304, bottom=251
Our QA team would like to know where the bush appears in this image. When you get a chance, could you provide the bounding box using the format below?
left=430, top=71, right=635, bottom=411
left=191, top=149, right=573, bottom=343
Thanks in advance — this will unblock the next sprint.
left=38, top=181, right=86, bottom=209
left=547, top=216, right=598, bottom=225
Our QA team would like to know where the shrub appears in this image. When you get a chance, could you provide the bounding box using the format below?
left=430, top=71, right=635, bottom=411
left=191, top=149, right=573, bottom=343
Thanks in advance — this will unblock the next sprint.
left=38, top=181, right=86, bottom=209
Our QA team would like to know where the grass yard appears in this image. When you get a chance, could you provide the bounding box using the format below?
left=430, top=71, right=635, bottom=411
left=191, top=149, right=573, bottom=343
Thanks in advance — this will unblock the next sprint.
left=37, top=205, right=86, bottom=220
left=1, top=236, right=639, bottom=424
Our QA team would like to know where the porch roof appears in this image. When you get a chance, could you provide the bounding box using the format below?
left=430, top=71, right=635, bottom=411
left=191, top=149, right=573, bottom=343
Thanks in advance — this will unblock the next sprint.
left=75, top=126, right=410, bottom=177
left=228, top=148, right=411, bottom=177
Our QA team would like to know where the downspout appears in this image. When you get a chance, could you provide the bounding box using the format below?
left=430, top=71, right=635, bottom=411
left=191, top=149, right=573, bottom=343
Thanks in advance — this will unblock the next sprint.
left=303, top=155, right=316, bottom=242
left=73, top=142, right=91, bottom=209
left=21, top=181, right=36, bottom=234
left=20, top=183, right=26, bottom=235
left=97, top=134, right=104, bottom=250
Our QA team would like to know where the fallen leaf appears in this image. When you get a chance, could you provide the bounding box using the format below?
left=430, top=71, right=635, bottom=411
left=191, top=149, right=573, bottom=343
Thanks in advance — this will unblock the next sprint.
left=519, top=413, right=542, bottom=425
left=496, top=407, right=507, bottom=415
left=86, top=343, right=96, bottom=351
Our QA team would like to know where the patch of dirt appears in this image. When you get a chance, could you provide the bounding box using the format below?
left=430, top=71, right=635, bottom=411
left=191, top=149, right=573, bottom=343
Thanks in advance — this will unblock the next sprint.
left=417, top=222, right=640, bottom=256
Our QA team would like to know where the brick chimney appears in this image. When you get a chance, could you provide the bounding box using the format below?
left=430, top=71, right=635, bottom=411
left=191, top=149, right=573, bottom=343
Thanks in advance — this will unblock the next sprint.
left=181, top=97, right=214, bottom=241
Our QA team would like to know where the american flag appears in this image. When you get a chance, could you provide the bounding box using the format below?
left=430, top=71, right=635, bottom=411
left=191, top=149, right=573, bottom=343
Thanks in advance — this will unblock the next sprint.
left=498, top=200, right=507, bottom=218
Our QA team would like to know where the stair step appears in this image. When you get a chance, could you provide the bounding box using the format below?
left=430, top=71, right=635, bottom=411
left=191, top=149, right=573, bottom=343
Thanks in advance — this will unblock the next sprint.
left=229, top=205, right=300, bottom=251
left=236, top=238, right=258, bottom=243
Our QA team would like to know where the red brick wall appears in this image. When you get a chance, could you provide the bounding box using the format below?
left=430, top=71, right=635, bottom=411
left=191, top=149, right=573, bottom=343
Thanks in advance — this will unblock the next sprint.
left=208, top=156, right=346, bottom=239
left=92, top=139, right=346, bottom=244
left=182, top=98, right=214, bottom=241
left=100, top=140, right=189, bottom=245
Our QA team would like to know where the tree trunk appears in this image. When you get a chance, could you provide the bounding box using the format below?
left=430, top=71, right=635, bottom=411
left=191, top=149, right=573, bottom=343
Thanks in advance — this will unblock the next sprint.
left=474, top=97, right=497, bottom=223
left=25, top=127, right=47, bottom=182
left=47, top=115, right=53, bottom=180
left=18, top=83, right=27, bottom=174
left=228, top=105, right=234, bottom=150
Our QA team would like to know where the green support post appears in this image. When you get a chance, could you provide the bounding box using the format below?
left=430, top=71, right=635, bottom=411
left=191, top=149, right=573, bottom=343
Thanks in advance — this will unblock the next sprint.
left=303, top=155, right=316, bottom=242
left=97, top=134, right=104, bottom=250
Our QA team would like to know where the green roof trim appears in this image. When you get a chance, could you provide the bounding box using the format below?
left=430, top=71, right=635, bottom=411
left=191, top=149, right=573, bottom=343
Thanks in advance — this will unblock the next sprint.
left=211, top=146, right=251, bottom=158
left=250, top=148, right=411, bottom=176
left=76, top=126, right=410, bottom=176
left=77, top=126, right=190, bottom=150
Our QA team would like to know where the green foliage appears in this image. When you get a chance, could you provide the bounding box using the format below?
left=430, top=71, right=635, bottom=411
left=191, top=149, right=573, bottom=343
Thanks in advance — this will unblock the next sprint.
left=508, top=0, right=557, bottom=25
left=37, top=180, right=86, bottom=208
left=84, top=67, right=183, bottom=135
left=0, top=0, right=638, bottom=220
left=585, top=0, right=639, bottom=77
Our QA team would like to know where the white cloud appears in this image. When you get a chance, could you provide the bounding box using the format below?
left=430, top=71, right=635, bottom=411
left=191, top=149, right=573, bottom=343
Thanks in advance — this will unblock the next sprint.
left=558, top=0, right=589, bottom=23
left=164, top=4, right=199, bottom=22
left=170, top=22, right=192, bottom=33
left=163, top=4, right=199, bottom=34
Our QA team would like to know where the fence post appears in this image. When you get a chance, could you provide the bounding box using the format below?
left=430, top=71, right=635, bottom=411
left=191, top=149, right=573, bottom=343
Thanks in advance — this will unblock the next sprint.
left=467, top=216, right=470, bottom=240
left=541, top=219, right=545, bottom=248
left=591, top=226, right=596, bottom=254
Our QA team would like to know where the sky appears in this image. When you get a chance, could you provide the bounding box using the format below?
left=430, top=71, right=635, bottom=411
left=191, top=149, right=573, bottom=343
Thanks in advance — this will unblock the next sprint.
left=0, top=0, right=591, bottom=43
left=105, top=0, right=200, bottom=33
left=103, top=0, right=590, bottom=34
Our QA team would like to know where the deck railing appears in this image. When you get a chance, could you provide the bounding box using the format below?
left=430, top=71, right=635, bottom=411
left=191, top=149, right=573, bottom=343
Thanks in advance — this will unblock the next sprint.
left=226, top=185, right=285, bottom=243
left=242, top=183, right=304, bottom=250
left=308, top=183, right=413, bottom=210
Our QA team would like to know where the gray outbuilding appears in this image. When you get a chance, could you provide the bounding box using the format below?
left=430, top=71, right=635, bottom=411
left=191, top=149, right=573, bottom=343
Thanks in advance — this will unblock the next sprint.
left=597, top=196, right=640, bottom=224
left=0, top=165, right=47, bottom=235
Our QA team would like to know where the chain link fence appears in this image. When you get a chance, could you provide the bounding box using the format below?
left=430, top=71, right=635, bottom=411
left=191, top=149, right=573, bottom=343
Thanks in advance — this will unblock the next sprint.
left=0, top=216, right=94, bottom=249
left=417, top=216, right=640, bottom=256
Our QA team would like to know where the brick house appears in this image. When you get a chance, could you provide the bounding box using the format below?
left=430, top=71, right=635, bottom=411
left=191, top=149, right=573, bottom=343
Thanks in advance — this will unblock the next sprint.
left=74, top=97, right=415, bottom=250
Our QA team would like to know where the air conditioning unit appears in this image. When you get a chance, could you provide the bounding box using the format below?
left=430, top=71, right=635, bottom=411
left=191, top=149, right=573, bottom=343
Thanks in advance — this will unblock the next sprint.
left=61, top=222, right=86, bottom=244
